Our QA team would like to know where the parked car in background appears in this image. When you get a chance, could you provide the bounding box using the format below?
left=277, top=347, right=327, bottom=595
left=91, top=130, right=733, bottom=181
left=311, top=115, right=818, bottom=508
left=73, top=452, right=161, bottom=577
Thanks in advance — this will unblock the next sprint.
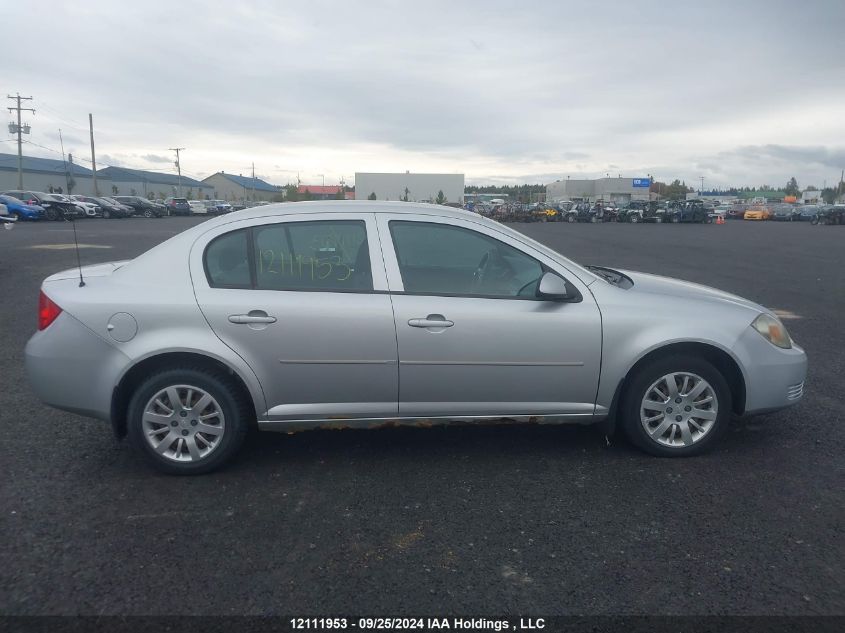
left=663, top=200, right=712, bottom=223
left=210, top=200, right=233, bottom=214
left=797, top=205, right=820, bottom=222
left=0, top=194, right=45, bottom=220
left=101, top=197, right=135, bottom=216
left=743, top=206, right=773, bottom=221
left=164, top=197, right=192, bottom=216
left=58, top=195, right=99, bottom=217
left=726, top=203, right=747, bottom=220
left=115, top=196, right=165, bottom=218
left=44, top=194, right=88, bottom=218
left=187, top=200, right=208, bottom=214
left=24, top=201, right=807, bottom=474
left=73, top=195, right=131, bottom=219
left=771, top=204, right=800, bottom=222
left=617, top=200, right=661, bottom=223
left=561, top=202, right=600, bottom=223
left=812, top=205, right=845, bottom=225
left=1, top=190, right=83, bottom=221
left=0, top=200, right=13, bottom=229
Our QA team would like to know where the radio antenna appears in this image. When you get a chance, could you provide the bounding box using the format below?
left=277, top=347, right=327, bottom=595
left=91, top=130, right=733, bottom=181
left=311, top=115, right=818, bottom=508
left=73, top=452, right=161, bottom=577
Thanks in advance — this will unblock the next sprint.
left=70, top=214, right=85, bottom=287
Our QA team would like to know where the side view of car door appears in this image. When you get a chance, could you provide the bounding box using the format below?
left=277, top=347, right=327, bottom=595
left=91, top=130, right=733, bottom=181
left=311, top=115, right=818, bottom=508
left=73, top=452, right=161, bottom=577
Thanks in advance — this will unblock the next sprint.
left=376, top=214, right=603, bottom=420
left=191, top=213, right=399, bottom=424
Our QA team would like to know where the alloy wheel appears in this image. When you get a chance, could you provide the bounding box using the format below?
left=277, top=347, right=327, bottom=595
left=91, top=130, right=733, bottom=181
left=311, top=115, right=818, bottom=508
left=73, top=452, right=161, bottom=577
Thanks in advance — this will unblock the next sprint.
left=640, top=372, right=718, bottom=448
left=142, top=385, right=226, bottom=462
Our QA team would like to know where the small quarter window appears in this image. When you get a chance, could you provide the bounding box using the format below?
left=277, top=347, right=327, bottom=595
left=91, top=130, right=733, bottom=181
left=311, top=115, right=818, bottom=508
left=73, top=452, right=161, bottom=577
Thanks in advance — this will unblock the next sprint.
left=204, top=229, right=251, bottom=288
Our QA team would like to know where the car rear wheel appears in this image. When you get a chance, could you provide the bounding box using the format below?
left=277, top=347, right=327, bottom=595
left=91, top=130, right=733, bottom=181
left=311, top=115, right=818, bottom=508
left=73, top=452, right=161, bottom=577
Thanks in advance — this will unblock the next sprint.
left=620, top=355, right=731, bottom=457
left=45, top=206, right=59, bottom=221
left=103, top=209, right=111, bottom=219
left=566, top=214, right=575, bottom=223
left=630, top=215, right=639, bottom=223
left=127, top=367, right=250, bottom=475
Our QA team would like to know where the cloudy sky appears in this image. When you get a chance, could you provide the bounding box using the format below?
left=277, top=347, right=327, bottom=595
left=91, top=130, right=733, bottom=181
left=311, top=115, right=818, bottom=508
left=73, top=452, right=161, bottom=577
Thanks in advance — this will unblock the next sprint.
left=5, top=0, right=844, bottom=189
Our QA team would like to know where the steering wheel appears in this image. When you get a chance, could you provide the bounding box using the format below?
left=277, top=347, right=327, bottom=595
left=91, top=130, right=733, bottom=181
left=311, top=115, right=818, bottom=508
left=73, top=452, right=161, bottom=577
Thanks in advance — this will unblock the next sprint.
left=472, top=250, right=494, bottom=288
left=472, top=248, right=514, bottom=292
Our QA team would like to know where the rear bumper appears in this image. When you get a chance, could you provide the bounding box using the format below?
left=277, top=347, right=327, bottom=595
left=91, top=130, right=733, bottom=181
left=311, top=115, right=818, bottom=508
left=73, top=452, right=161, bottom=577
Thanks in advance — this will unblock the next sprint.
left=25, top=312, right=129, bottom=421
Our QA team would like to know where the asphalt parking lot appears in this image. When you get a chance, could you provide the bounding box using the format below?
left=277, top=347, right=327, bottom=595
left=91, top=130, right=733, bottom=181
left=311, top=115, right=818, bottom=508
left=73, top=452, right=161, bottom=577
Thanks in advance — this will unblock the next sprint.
left=0, top=217, right=842, bottom=616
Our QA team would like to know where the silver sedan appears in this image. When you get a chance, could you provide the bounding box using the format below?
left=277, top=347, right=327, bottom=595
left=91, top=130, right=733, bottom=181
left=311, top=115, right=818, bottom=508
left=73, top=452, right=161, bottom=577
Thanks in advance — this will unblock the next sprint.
left=25, top=202, right=807, bottom=474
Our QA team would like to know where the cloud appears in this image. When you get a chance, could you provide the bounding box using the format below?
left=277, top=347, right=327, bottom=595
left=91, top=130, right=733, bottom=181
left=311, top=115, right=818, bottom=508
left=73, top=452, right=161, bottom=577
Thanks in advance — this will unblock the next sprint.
left=141, top=154, right=171, bottom=164
left=3, top=0, right=844, bottom=187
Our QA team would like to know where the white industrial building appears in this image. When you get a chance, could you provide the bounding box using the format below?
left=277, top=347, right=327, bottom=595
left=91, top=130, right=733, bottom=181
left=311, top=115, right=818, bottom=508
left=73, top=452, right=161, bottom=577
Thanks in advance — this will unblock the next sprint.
left=355, top=172, right=464, bottom=203
left=546, top=177, right=652, bottom=204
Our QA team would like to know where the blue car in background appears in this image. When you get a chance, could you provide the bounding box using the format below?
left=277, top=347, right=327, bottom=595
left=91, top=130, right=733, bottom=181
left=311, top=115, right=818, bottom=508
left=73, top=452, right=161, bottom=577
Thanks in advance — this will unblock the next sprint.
left=0, top=194, right=45, bottom=220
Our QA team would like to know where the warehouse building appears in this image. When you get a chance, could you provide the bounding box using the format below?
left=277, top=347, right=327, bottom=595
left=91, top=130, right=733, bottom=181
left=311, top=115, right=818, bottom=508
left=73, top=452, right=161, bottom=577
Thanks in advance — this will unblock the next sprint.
left=0, top=153, right=97, bottom=195
left=98, top=166, right=213, bottom=199
left=202, top=171, right=282, bottom=202
left=546, top=176, right=652, bottom=204
left=355, top=172, right=464, bottom=203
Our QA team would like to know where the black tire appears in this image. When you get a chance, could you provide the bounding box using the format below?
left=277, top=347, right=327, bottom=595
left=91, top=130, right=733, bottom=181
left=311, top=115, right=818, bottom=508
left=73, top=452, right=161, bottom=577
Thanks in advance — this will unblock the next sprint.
left=45, top=206, right=59, bottom=221
left=630, top=215, right=639, bottom=223
left=566, top=214, right=575, bottom=223
left=143, top=208, right=153, bottom=218
left=619, top=355, right=732, bottom=457
left=103, top=209, right=111, bottom=219
left=13, top=211, right=23, bottom=221
left=127, top=367, right=250, bottom=475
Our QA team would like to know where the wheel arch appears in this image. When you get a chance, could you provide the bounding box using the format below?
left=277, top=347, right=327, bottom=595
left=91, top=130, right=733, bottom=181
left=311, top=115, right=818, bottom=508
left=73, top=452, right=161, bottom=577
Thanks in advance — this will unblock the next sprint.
left=605, top=341, right=747, bottom=433
left=110, top=351, right=259, bottom=439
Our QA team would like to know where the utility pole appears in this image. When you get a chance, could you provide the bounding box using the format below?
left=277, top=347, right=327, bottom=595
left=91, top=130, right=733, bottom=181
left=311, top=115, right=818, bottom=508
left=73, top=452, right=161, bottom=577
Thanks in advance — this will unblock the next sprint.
left=7, top=94, right=35, bottom=189
left=251, top=162, right=256, bottom=202
left=169, top=147, right=185, bottom=196
left=68, top=154, right=76, bottom=195
left=699, top=176, right=705, bottom=196
left=88, top=113, right=99, bottom=195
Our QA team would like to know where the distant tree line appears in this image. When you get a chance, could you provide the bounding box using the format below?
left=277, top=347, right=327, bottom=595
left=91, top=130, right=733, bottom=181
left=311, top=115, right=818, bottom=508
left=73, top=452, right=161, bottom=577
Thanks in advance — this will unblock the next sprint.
left=464, top=184, right=545, bottom=203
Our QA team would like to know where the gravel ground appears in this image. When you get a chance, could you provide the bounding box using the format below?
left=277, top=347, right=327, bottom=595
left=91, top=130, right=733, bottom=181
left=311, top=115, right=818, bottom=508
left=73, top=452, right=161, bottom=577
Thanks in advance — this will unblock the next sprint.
left=0, top=215, right=842, bottom=616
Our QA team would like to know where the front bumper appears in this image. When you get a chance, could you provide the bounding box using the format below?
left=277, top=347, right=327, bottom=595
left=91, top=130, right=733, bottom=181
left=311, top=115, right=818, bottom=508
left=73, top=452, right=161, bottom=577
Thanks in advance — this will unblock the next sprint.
left=733, top=327, right=807, bottom=415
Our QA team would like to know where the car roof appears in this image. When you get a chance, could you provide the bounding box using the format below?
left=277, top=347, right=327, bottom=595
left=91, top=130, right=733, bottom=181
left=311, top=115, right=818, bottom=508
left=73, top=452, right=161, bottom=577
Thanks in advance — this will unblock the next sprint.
left=212, top=200, right=477, bottom=223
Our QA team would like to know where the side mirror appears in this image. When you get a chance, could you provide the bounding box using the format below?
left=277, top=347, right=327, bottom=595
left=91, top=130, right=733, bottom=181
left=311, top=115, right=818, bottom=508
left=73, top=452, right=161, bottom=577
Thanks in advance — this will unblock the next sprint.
left=537, top=272, right=573, bottom=301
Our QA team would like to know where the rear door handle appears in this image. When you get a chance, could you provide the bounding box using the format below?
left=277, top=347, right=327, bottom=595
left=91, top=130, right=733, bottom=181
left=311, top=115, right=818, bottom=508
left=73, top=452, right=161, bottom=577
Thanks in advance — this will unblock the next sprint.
left=229, top=313, right=277, bottom=324
left=408, top=315, right=454, bottom=328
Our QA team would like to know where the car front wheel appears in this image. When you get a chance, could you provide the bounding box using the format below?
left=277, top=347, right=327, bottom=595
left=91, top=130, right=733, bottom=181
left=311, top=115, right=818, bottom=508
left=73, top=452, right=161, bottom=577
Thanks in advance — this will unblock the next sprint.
left=127, top=367, right=250, bottom=474
left=620, top=355, right=731, bottom=457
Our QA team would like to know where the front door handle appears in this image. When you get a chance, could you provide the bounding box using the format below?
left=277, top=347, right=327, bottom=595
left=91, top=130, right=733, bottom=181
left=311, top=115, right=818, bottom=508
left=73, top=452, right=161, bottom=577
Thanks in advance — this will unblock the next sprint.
left=229, top=312, right=277, bottom=324
left=408, top=315, right=454, bottom=328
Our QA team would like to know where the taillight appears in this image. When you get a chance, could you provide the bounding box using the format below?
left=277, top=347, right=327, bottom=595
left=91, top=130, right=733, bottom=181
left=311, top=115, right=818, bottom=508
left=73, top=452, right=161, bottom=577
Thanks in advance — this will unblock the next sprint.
left=38, top=290, right=62, bottom=330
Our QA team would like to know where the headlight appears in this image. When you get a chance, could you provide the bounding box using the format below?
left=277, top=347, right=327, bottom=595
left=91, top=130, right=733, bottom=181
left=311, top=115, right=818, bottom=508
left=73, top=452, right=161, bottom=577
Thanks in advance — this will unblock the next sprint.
left=751, top=313, right=792, bottom=349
